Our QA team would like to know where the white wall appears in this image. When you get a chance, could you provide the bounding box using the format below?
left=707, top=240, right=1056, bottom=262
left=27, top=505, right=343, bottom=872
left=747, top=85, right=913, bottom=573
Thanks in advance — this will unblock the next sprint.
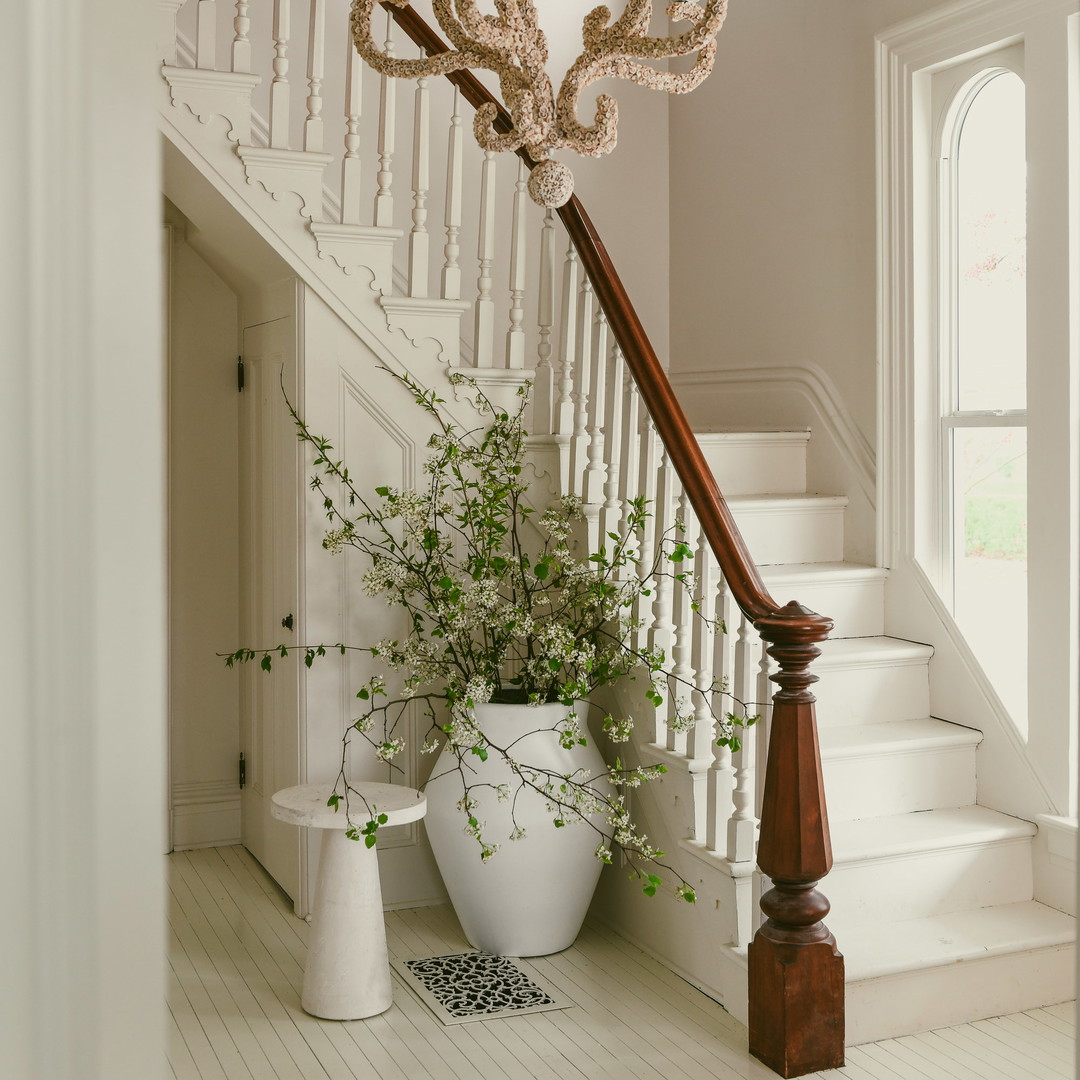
left=167, top=210, right=244, bottom=850
left=668, top=0, right=942, bottom=442
left=0, top=1, right=166, bottom=1078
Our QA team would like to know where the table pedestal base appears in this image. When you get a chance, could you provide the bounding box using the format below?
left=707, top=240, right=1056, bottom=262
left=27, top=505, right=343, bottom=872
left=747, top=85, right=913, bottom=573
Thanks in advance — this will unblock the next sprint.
left=302, top=829, right=393, bottom=1020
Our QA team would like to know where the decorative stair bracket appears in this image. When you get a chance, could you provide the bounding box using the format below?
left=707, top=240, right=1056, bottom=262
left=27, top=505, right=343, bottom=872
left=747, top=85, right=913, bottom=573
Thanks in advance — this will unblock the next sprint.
left=749, top=602, right=844, bottom=1078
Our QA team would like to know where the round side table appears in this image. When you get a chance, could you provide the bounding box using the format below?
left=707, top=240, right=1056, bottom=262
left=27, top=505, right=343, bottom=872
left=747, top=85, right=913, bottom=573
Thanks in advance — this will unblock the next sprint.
left=271, top=782, right=426, bottom=1020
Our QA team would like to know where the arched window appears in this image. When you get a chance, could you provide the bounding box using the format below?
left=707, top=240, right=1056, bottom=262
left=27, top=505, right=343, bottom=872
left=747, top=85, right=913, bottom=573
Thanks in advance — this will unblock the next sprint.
left=936, top=64, right=1028, bottom=729
left=881, top=1, right=1078, bottom=817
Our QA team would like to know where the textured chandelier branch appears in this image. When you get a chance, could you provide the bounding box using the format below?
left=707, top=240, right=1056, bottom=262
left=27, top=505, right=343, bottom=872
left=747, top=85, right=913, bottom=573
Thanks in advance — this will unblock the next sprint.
left=350, top=0, right=730, bottom=207
left=556, top=1, right=726, bottom=156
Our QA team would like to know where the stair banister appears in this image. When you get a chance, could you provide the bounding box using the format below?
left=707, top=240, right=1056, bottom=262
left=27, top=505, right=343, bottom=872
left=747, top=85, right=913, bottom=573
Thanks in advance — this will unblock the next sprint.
left=377, top=3, right=844, bottom=1075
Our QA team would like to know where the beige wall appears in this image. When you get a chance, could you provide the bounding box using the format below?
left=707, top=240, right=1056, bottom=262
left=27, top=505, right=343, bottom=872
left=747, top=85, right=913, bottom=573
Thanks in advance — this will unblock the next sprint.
left=168, top=213, right=243, bottom=848
left=668, top=0, right=943, bottom=444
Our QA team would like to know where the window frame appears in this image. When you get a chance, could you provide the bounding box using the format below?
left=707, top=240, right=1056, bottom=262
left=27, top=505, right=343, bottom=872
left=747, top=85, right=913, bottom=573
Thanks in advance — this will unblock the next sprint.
left=877, top=0, right=1079, bottom=816
left=932, top=53, right=1028, bottom=611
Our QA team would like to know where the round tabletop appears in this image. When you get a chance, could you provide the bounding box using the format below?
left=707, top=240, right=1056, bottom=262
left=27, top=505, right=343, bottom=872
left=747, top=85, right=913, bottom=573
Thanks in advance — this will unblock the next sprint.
left=270, top=782, right=427, bottom=830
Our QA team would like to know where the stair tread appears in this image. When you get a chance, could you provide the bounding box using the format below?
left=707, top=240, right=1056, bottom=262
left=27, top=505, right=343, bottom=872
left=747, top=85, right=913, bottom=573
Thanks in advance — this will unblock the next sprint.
left=832, top=805, right=1036, bottom=862
left=694, top=430, right=811, bottom=443
left=816, top=635, right=934, bottom=665
left=836, top=900, right=1075, bottom=982
left=820, top=717, right=982, bottom=759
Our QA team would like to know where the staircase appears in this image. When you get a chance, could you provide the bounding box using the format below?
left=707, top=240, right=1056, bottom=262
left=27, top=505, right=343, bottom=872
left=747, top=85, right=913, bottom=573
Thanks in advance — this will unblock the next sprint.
left=642, top=430, right=1075, bottom=1045
left=157, top=0, right=1075, bottom=1073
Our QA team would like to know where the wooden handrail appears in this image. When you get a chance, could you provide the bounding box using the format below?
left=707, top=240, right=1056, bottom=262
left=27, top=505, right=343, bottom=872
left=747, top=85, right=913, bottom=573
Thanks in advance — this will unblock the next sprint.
left=377, top=5, right=845, bottom=1075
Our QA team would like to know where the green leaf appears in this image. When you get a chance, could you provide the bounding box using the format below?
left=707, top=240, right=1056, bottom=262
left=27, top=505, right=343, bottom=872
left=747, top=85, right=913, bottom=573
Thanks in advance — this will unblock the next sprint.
left=471, top=746, right=488, bottom=762
left=375, top=486, right=390, bottom=497
left=260, top=654, right=272, bottom=672
left=327, top=794, right=341, bottom=809
left=364, top=835, right=377, bottom=848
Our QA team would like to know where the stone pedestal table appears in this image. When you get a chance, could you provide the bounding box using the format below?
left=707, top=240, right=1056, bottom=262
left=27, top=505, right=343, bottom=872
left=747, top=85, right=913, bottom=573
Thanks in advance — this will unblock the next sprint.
left=270, top=782, right=426, bottom=1020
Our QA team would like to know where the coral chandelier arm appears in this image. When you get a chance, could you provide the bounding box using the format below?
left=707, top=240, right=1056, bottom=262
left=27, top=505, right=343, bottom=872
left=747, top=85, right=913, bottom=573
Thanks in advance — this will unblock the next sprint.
left=350, top=0, right=730, bottom=207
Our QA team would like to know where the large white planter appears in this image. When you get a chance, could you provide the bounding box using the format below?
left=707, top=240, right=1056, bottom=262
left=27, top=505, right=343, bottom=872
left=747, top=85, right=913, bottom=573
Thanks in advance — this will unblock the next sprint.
left=424, top=701, right=612, bottom=957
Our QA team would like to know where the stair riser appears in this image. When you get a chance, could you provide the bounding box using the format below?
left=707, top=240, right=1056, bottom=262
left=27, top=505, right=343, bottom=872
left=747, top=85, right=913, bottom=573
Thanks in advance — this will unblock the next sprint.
left=845, top=943, right=1075, bottom=1045
left=695, top=433, right=808, bottom=496
left=765, top=577, right=885, bottom=638
left=827, top=838, right=1034, bottom=926
left=813, top=660, right=930, bottom=725
left=732, top=503, right=845, bottom=565
left=823, top=745, right=977, bottom=821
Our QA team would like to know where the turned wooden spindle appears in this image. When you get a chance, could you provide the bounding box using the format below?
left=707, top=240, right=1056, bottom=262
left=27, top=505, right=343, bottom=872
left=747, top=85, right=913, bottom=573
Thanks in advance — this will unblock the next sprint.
left=749, top=602, right=844, bottom=1078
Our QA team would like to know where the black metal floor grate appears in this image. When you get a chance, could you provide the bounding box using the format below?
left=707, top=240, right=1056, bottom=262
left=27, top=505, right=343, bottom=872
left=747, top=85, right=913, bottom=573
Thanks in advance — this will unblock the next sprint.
left=392, top=952, right=571, bottom=1025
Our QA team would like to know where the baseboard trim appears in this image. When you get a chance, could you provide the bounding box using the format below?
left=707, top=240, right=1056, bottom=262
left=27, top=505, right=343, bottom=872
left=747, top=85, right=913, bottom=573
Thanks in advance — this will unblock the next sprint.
left=172, top=779, right=242, bottom=851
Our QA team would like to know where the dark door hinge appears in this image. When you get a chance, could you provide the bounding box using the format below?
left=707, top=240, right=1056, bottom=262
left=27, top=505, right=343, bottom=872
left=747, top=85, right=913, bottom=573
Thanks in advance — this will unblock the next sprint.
left=239, top=752, right=246, bottom=790
left=237, top=356, right=245, bottom=393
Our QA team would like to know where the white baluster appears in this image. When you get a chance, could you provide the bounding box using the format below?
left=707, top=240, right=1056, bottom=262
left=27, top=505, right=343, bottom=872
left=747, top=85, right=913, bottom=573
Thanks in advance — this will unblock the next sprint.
left=706, top=577, right=736, bottom=853
left=473, top=150, right=497, bottom=367
left=532, top=209, right=556, bottom=434
left=303, top=0, right=326, bottom=152
left=340, top=33, right=363, bottom=224
left=231, top=0, right=251, bottom=73
left=196, top=0, right=217, bottom=70
left=754, top=634, right=774, bottom=835
left=408, top=76, right=430, bottom=297
left=160, top=0, right=185, bottom=66
left=583, top=308, right=609, bottom=522
left=554, top=241, right=579, bottom=440
left=649, top=446, right=676, bottom=745
left=689, top=535, right=717, bottom=764
left=441, top=89, right=463, bottom=300
left=600, top=345, right=625, bottom=544
left=667, top=490, right=695, bottom=757
left=568, top=277, right=594, bottom=491
left=505, top=158, right=529, bottom=369
left=617, top=365, right=642, bottom=540
left=269, top=0, right=291, bottom=149
left=726, top=613, right=759, bottom=863
left=633, top=411, right=659, bottom=653
left=373, top=11, right=395, bottom=227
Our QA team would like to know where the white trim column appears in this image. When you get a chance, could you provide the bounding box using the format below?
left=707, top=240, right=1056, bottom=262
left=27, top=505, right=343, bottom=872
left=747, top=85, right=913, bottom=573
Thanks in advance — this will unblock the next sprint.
left=0, top=1, right=166, bottom=1077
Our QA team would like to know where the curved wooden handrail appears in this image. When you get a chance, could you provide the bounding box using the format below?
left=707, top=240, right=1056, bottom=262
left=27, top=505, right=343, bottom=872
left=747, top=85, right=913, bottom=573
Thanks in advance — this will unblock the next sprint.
left=376, top=7, right=846, bottom=1073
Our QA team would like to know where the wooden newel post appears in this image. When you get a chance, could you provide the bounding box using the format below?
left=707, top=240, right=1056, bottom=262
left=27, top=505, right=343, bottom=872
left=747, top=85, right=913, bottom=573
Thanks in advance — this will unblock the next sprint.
left=749, top=601, right=844, bottom=1078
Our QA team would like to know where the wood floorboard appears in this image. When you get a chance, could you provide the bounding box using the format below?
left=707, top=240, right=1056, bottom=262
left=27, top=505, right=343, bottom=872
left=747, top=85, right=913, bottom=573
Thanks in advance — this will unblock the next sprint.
left=167, top=847, right=1075, bottom=1080
left=900, top=1029, right=1014, bottom=1080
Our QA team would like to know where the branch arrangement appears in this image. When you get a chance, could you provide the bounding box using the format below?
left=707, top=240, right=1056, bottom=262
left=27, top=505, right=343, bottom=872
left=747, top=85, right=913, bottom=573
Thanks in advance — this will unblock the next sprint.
left=225, top=371, right=761, bottom=902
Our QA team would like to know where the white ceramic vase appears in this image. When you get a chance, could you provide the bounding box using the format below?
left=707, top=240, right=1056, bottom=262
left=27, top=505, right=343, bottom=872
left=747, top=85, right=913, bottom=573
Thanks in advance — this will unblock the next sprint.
left=424, top=701, right=612, bottom=957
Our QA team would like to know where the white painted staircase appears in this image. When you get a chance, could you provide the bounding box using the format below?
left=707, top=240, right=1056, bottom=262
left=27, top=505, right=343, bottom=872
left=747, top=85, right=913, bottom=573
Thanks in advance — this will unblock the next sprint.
left=614, top=428, right=1076, bottom=1046
left=156, top=0, right=1074, bottom=1057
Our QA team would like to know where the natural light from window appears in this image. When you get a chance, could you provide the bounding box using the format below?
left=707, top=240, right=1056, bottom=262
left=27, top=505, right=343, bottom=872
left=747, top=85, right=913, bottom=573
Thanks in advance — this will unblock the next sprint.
left=947, top=70, right=1028, bottom=732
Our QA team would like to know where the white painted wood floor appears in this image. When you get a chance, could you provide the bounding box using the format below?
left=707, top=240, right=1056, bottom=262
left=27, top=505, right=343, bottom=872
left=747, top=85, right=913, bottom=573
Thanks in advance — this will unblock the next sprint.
left=168, top=846, right=1075, bottom=1080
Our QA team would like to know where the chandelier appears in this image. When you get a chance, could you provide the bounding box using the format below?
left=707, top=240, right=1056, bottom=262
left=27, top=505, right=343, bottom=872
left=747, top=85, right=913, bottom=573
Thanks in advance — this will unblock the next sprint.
left=350, top=0, right=729, bottom=207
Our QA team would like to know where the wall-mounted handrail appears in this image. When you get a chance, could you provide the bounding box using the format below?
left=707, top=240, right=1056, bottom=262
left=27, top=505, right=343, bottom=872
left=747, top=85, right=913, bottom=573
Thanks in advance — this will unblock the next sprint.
left=375, top=5, right=845, bottom=1073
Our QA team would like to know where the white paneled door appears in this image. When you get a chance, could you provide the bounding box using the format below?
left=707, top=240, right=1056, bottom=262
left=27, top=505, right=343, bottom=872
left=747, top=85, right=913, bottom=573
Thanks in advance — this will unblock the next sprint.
left=239, top=314, right=303, bottom=903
